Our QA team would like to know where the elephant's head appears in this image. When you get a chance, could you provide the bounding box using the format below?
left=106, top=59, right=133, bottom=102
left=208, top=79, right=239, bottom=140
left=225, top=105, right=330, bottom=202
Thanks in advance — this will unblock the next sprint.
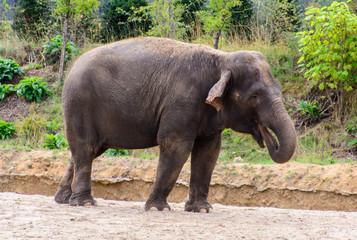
left=206, top=51, right=296, bottom=163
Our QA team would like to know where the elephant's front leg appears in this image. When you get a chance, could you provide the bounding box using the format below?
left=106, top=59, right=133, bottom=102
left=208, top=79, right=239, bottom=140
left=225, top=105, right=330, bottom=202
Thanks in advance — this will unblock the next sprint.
left=185, top=134, right=221, bottom=213
left=145, top=139, right=194, bottom=211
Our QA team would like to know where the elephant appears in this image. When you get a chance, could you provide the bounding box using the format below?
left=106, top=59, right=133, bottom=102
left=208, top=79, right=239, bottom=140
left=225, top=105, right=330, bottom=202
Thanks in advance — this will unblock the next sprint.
left=55, top=37, right=296, bottom=212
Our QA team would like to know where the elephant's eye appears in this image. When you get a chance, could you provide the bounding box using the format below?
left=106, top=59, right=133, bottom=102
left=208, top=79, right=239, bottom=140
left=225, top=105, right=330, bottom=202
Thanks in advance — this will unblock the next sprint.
left=248, top=94, right=260, bottom=105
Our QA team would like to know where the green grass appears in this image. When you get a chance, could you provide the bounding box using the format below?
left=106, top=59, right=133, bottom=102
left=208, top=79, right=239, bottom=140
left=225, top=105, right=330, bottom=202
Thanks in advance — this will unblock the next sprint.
left=219, top=129, right=273, bottom=164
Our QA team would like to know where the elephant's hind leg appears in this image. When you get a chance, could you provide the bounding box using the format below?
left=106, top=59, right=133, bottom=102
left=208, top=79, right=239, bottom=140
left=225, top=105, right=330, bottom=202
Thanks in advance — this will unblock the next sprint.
left=68, top=146, right=107, bottom=206
left=55, top=158, right=74, bottom=204
left=55, top=145, right=107, bottom=206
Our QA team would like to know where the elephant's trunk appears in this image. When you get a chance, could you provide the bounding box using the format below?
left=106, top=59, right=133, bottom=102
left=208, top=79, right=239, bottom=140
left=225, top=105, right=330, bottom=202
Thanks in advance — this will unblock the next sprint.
left=259, top=98, right=297, bottom=164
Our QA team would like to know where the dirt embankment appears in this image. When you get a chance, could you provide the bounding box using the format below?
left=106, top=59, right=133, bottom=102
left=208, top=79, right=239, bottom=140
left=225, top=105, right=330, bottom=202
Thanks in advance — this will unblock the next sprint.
left=1, top=149, right=357, bottom=211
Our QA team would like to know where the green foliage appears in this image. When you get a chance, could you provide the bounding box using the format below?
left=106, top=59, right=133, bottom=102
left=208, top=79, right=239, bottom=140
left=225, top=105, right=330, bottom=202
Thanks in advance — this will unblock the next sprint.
left=42, top=35, right=79, bottom=64
left=346, top=123, right=356, bottom=133
left=105, top=149, right=130, bottom=157
left=0, top=83, right=14, bottom=100
left=252, top=0, right=298, bottom=42
left=297, top=1, right=357, bottom=92
left=11, top=0, right=52, bottom=40
left=43, top=133, right=68, bottom=149
left=46, top=119, right=61, bottom=134
left=141, top=0, right=187, bottom=39
left=0, top=120, right=16, bottom=140
left=100, top=0, right=150, bottom=42
left=348, top=136, right=357, bottom=147
left=15, top=106, right=48, bottom=147
left=175, top=0, right=205, bottom=38
left=0, top=58, right=25, bottom=82
left=54, top=0, right=100, bottom=19
left=196, top=0, right=241, bottom=35
left=0, top=0, right=10, bottom=21
left=297, top=100, right=323, bottom=119
left=15, top=77, right=52, bottom=103
left=24, top=63, right=42, bottom=70
left=231, top=0, right=253, bottom=31
left=220, top=129, right=272, bottom=164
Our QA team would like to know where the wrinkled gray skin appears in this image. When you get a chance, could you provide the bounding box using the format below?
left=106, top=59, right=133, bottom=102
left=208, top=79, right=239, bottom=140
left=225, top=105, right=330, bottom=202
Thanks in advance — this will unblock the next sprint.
left=55, top=37, right=296, bottom=212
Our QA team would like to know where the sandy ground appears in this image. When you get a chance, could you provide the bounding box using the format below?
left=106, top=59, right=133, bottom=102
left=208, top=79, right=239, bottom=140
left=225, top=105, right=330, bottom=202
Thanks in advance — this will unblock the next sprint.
left=1, top=192, right=357, bottom=240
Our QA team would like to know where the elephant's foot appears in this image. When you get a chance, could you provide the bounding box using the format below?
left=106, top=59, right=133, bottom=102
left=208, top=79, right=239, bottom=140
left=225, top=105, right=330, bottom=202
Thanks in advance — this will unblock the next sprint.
left=145, top=198, right=171, bottom=211
left=185, top=200, right=213, bottom=213
left=54, top=187, right=72, bottom=204
left=69, top=192, right=97, bottom=206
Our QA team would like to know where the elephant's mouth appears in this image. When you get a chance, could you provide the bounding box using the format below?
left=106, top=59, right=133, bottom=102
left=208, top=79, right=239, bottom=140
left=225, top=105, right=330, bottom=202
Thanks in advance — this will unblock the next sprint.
left=252, top=121, right=279, bottom=150
left=258, top=124, right=279, bottom=151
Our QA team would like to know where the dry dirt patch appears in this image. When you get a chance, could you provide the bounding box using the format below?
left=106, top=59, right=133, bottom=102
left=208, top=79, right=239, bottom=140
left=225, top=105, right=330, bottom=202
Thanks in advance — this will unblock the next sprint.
left=1, top=192, right=357, bottom=240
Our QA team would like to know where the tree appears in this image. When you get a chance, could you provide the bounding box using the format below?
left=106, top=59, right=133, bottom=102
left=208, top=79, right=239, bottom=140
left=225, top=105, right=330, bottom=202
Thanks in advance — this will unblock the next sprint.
left=297, top=1, right=357, bottom=113
left=175, top=0, right=206, bottom=39
left=133, top=0, right=187, bottom=39
left=53, top=0, right=100, bottom=84
left=100, top=0, right=149, bottom=42
left=11, top=0, right=52, bottom=40
left=196, top=0, right=241, bottom=49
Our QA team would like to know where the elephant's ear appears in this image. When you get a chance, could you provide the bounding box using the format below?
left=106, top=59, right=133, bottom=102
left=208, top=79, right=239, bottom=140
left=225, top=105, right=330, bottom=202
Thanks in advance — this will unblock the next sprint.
left=205, top=70, right=231, bottom=111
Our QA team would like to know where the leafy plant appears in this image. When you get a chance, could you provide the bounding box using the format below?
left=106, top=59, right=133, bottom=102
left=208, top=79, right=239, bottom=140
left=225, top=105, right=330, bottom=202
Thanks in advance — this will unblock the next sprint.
left=43, top=133, right=68, bottom=149
left=42, top=35, right=79, bottom=64
left=0, top=120, right=16, bottom=140
left=297, top=100, right=323, bottom=119
left=346, top=123, right=356, bottom=133
left=15, top=77, right=51, bottom=103
left=105, top=149, right=129, bottom=157
left=348, top=135, right=357, bottom=147
left=46, top=120, right=61, bottom=134
left=0, top=83, right=14, bottom=100
left=24, top=63, right=42, bottom=70
left=297, top=1, right=357, bottom=92
left=0, top=58, right=25, bottom=82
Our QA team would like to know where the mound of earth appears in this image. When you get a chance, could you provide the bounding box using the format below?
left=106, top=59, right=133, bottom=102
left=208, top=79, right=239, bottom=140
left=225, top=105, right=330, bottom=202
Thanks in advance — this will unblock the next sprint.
left=1, top=149, right=357, bottom=211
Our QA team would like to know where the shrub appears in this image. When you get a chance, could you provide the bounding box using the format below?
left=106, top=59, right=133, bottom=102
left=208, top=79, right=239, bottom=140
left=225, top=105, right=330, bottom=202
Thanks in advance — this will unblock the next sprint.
left=46, top=120, right=62, bottom=134
left=43, top=133, right=68, bottom=150
left=346, top=123, right=356, bottom=133
left=297, top=2, right=357, bottom=92
left=0, top=120, right=16, bottom=140
left=15, top=77, right=52, bottom=103
left=297, top=100, right=323, bottom=120
left=0, top=58, right=25, bottom=82
left=15, top=106, right=47, bottom=147
left=0, top=83, right=14, bottom=100
left=348, top=134, right=357, bottom=147
left=105, top=149, right=130, bottom=157
left=42, top=35, right=79, bottom=64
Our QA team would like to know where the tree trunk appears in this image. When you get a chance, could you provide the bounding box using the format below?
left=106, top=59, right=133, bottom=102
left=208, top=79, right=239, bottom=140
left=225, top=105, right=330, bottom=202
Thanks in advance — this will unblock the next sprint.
left=214, top=30, right=221, bottom=49
left=59, top=12, right=69, bottom=85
